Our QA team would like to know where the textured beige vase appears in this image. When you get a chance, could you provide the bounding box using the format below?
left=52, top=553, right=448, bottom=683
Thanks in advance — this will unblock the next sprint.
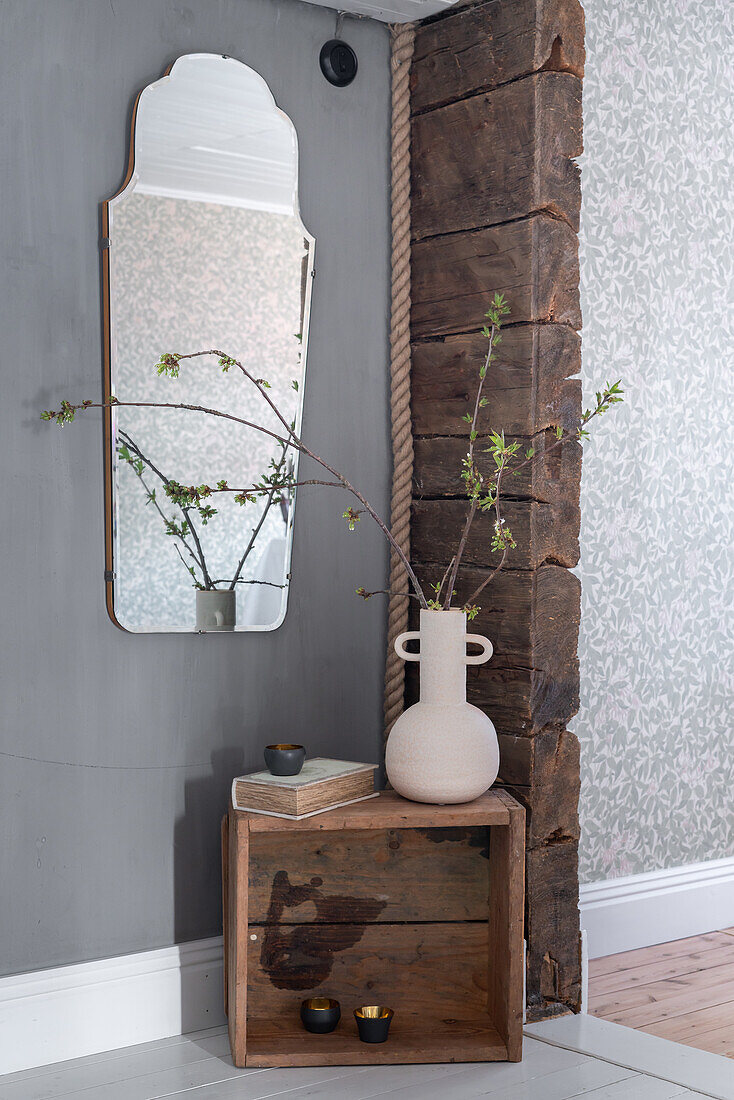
left=385, top=609, right=499, bottom=804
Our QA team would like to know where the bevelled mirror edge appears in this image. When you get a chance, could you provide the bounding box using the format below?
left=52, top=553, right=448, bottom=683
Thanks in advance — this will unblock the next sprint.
left=100, top=54, right=315, bottom=634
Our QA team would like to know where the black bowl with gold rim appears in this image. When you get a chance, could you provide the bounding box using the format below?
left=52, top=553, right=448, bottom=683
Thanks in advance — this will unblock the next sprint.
left=264, top=743, right=306, bottom=776
left=300, top=997, right=341, bottom=1034
left=354, top=1005, right=394, bottom=1043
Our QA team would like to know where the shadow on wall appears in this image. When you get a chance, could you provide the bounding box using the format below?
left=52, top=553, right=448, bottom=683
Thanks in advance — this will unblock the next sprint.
left=173, top=743, right=244, bottom=950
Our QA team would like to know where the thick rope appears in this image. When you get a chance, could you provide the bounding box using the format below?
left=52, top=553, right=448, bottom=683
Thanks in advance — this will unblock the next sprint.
left=384, top=23, right=416, bottom=743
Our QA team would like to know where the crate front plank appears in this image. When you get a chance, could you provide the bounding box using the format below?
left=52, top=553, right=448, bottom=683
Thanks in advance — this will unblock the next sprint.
left=246, top=1012, right=506, bottom=1067
left=227, top=808, right=249, bottom=1067
left=489, top=791, right=526, bottom=1060
left=248, top=921, right=489, bottom=1019
left=248, top=826, right=490, bottom=924
left=243, top=788, right=509, bottom=832
left=221, top=815, right=229, bottom=1017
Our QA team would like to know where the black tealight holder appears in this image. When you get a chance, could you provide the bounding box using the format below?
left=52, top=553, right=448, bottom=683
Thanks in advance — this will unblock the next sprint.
left=264, top=744, right=306, bottom=776
left=300, top=998, right=341, bottom=1034
left=354, top=1005, right=394, bottom=1043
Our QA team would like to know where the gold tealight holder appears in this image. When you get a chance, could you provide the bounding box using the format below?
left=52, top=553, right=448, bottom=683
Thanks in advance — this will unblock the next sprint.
left=264, top=743, right=306, bottom=776
left=354, top=1005, right=394, bottom=1043
left=300, top=997, right=340, bottom=1033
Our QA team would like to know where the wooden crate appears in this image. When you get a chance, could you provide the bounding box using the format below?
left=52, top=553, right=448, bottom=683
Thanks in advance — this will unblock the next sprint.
left=221, top=789, right=524, bottom=1067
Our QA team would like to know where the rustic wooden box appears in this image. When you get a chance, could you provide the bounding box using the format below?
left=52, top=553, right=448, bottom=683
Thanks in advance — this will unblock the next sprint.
left=221, top=789, right=524, bottom=1067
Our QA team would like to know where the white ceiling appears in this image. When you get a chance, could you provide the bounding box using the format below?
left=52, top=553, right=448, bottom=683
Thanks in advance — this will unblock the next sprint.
left=299, top=0, right=458, bottom=23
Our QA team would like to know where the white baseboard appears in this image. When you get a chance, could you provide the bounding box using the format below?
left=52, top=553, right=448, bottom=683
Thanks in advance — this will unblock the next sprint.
left=580, top=929, right=589, bottom=1012
left=0, top=936, right=225, bottom=1076
left=580, top=855, right=734, bottom=960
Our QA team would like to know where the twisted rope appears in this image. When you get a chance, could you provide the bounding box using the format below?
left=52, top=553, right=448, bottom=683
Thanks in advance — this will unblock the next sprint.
left=384, top=23, right=416, bottom=743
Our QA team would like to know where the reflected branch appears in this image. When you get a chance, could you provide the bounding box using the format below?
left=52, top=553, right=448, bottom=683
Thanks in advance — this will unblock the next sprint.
left=228, top=440, right=289, bottom=591
left=117, top=430, right=208, bottom=586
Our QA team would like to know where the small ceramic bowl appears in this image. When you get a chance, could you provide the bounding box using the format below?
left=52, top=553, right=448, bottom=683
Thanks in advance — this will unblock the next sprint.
left=300, top=997, right=341, bottom=1034
left=264, top=744, right=306, bottom=776
left=354, top=1005, right=394, bottom=1044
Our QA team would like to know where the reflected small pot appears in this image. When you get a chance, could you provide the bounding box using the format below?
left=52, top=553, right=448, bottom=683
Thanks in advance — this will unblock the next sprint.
left=264, top=744, right=306, bottom=776
left=354, top=1006, right=394, bottom=1044
left=300, top=998, right=341, bottom=1034
left=195, top=589, right=236, bottom=632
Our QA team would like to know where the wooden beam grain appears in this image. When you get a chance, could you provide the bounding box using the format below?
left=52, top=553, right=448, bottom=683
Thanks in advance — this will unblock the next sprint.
left=411, top=215, right=581, bottom=339
left=407, top=0, right=584, bottom=1021
left=411, top=323, right=581, bottom=438
left=411, top=497, right=580, bottom=570
left=411, top=564, right=580, bottom=676
left=412, top=73, right=582, bottom=238
left=412, top=0, right=585, bottom=114
left=526, top=840, right=581, bottom=1018
left=500, top=728, right=581, bottom=847
left=414, top=432, right=582, bottom=506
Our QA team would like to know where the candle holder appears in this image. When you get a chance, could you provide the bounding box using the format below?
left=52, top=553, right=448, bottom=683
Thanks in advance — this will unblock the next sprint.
left=264, top=744, right=306, bottom=776
left=354, top=1005, right=394, bottom=1043
left=300, top=997, right=341, bottom=1034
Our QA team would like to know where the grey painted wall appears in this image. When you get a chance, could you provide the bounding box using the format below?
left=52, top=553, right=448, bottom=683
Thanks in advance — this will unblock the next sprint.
left=0, top=0, right=391, bottom=976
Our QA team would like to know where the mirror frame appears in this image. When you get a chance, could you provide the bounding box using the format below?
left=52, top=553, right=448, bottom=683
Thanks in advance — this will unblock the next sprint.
left=100, top=54, right=314, bottom=632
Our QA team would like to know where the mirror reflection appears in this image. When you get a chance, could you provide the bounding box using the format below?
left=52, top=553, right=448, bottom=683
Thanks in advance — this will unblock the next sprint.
left=105, top=54, right=313, bottom=632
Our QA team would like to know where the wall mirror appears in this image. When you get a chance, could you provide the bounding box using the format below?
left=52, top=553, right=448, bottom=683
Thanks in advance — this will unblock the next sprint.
left=102, top=54, right=314, bottom=632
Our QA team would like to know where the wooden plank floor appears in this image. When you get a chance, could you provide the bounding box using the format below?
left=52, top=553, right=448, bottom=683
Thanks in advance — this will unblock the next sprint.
left=590, top=927, right=734, bottom=1057
left=0, top=1026, right=712, bottom=1099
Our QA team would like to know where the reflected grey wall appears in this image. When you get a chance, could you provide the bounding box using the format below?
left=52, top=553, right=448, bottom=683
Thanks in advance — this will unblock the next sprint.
left=0, top=0, right=390, bottom=975
left=112, top=194, right=306, bottom=631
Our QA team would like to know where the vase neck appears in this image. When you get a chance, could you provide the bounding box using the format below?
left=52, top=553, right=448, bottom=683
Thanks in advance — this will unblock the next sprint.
left=418, top=610, right=467, bottom=705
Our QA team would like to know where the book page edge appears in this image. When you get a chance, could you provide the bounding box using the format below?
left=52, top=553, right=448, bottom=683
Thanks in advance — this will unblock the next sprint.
left=231, top=791, right=380, bottom=819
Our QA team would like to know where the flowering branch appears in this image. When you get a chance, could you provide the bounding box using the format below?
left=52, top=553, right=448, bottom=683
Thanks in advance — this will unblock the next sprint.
left=42, top=298, right=622, bottom=617
left=43, top=358, right=429, bottom=608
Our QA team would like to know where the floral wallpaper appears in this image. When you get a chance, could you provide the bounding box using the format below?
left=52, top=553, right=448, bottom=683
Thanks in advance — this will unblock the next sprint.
left=110, top=193, right=309, bottom=631
left=577, top=0, right=734, bottom=881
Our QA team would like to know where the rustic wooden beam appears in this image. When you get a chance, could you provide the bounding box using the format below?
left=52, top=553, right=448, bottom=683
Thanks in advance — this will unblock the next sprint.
left=407, top=661, right=580, bottom=740
left=414, top=432, right=582, bottom=506
left=467, top=662, right=579, bottom=737
left=412, top=73, right=582, bottom=238
left=498, top=727, right=581, bottom=846
left=411, top=323, right=581, bottom=438
left=412, top=0, right=585, bottom=115
left=411, top=214, right=581, bottom=339
left=412, top=497, right=580, bottom=570
left=526, top=840, right=581, bottom=1017
left=407, top=0, right=584, bottom=1021
left=412, top=564, right=580, bottom=675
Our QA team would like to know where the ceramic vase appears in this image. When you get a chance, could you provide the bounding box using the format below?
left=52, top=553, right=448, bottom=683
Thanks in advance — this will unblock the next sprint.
left=385, top=608, right=499, bottom=804
left=195, top=589, right=236, bottom=632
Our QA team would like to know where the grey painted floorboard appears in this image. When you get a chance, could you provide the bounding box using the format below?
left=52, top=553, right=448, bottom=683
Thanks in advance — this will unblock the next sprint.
left=0, top=1020, right=729, bottom=1099
left=366, top=1058, right=637, bottom=1100
left=0, top=1028, right=228, bottom=1089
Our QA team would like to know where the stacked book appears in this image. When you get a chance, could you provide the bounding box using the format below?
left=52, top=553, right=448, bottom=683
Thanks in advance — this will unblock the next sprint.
left=231, top=758, right=378, bottom=820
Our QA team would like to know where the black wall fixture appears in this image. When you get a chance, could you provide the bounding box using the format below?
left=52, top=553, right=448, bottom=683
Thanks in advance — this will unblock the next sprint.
left=319, top=39, right=358, bottom=87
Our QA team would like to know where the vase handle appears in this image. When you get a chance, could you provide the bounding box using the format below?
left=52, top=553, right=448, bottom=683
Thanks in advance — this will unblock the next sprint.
left=465, top=634, right=493, bottom=665
left=394, top=630, right=421, bottom=661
